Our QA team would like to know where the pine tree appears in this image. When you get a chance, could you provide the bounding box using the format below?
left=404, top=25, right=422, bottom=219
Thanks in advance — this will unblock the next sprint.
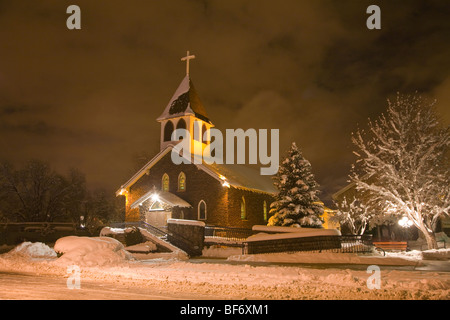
left=268, top=142, right=324, bottom=228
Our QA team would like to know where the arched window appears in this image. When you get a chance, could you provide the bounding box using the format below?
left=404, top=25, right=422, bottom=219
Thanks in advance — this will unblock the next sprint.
left=178, top=172, right=186, bottom=192
left=263, top=201, right=268, bottom=221
left=162, top=173, right=169, bottom=192
left=240, top=196, right=247, bottom=220
left=176, top=118, right=187, bottom=138
left=202, top=124, right=207, bottom=143
left=164, top=121, right=174, bottom=142
left=198, top=200, right=207, bottom=220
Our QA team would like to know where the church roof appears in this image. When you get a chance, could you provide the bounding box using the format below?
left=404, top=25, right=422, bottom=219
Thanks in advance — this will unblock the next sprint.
left=203, top=162, right=277, bottom=194
left=130, top=190, right=192, bottom=209
left=157, top=75, right=211, bottom=124
left=116, top=144, right=277, bottom=196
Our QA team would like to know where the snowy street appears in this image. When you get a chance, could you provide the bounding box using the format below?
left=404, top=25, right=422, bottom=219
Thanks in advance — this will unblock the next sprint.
left=0, top=270, right=211, bottom=300
left=0, top=254, right=449, bottom=300
left=0, top=238, right=448, bottom=300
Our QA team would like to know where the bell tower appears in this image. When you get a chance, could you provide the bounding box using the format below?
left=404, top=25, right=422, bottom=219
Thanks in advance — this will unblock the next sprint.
left=156, top=51, right=214, bottom=156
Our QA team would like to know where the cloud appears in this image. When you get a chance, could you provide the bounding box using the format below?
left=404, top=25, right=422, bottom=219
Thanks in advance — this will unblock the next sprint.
left=0, top=0, right=448, bottom=204
left=432, top=77, right=450, bottom=125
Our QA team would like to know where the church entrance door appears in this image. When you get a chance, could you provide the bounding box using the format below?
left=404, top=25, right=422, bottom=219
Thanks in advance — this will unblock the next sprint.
left=146, top=210, right=171, bottom=227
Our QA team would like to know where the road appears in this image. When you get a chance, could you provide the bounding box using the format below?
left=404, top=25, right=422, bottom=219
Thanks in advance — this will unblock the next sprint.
left=0, top=270, right=218, bottom=300
left=1, top=258, right=448, bottom=300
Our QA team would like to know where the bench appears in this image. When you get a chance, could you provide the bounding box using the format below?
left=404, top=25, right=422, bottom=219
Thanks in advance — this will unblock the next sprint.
left=373, top=241, right=408, bottom=255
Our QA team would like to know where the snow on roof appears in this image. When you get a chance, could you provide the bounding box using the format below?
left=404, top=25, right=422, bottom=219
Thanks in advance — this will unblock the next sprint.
left=130, top=190, right=192, bottom=209
left=157, top=75, right=211, bottom=123
left=203, top=162, right=277, bottom=194
left=118, top=144, right=277, bottom=196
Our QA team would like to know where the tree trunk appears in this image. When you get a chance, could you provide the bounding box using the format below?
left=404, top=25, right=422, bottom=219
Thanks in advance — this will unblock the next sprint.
left=421, top=229, right=438, bottom=250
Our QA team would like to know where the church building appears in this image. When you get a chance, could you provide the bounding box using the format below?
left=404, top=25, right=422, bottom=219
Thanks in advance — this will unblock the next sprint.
left=116, top=52, right=276, bottom=229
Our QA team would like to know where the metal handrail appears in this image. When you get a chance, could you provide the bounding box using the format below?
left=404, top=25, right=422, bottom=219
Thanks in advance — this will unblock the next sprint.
left=138, top=221, right=168, bottom=238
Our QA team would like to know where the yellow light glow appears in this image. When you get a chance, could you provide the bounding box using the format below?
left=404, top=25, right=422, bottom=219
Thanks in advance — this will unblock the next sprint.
left=222, top=181, right=230, bottom=188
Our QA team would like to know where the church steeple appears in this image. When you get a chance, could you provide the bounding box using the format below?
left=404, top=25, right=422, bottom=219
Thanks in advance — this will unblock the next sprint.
left=157, top=52, right=214, bottom=153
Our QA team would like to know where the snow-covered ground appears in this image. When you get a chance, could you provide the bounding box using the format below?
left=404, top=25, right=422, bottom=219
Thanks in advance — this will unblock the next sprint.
left=0, top=236, right=449, bottom=300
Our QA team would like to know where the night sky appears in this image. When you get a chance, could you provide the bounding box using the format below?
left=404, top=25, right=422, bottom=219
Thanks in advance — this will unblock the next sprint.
left=1, top=0, right=449, bottom=206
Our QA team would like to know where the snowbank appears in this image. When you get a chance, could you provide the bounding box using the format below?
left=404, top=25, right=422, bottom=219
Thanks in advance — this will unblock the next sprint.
left=385, top=249, right=450, bottom=261
left=202, top=245, right=243, bottom=258
left=246, top=228, right=341, bottom=242
left=53, top=236, right=133, bottom=267
left=99, top=227, right=127, bottom=236
left=0, top=241, right=449, bottom=300
left=227, top=251, right=419, bottom=266
left=4, top=242, right=57, bottom=259
left=422, top=248, right=450, bottom=260
left=227, top=247, right=450, bottom=265
left=125, top=241, right=157, bottom=253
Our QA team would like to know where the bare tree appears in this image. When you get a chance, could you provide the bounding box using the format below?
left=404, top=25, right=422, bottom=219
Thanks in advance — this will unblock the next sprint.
left=351, top=93, right=449, bottom=249
left=0, top=160, right=94, bottom=223
left=331, top=196, right=372, bottom=235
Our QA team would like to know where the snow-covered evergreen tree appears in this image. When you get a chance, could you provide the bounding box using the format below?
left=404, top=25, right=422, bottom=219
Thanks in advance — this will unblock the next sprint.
left=351, top=93, right=449, bottom=249
left=268, top=142, right=323, bottom=228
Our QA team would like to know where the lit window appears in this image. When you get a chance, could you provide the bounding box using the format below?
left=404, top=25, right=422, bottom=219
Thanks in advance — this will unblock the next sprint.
left=162, top=174, right=169, bottom=192
left=241, top=196, right=246, bottom=220
left=202, top=124, right=207, bottom=143
left=263, top=201, right=267, bottom=221
left=198, top=200, right=207, bottom=220
left=178, top=172, right=186, bottom=191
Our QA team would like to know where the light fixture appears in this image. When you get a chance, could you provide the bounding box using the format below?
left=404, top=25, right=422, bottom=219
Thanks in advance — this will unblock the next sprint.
left=398, top=216, right=413, bottom=228
left=151, top=193, right=160, bottom=201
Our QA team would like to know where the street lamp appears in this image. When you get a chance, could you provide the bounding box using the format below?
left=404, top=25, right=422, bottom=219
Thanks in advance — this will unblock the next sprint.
left=398, top=216, right=413, bottom=228
left=79, top=215, right=86, bottom=229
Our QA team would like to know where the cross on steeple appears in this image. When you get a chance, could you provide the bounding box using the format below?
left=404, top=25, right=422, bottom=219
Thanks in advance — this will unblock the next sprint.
left=181, top=51, right=196, bottom=75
